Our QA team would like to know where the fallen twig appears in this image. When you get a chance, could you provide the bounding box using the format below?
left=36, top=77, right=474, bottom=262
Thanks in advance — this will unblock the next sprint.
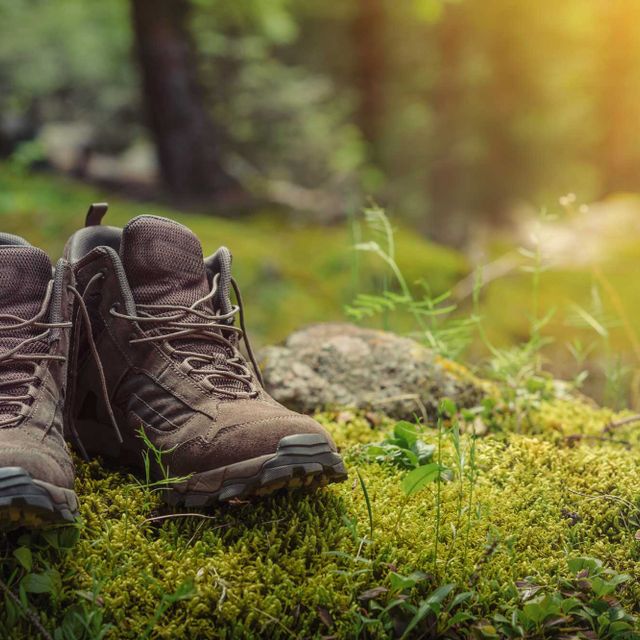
left=564, top=433, right=631, bottom=448
left=0, top=576, right=53, bottom=640
left=603, top=414, right=640, bottom=433
left=144, top=512, right=220, bottom=524
left=565, top=487, right=639, bottom=514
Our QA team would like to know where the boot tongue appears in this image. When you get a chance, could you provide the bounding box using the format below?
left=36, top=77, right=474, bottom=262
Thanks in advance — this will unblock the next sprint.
left=120, top=215, right=211, bottom=308
left=0, top=246, right=51, bottom=327
left=120, top=216, right=249, bottom=396
left=0, top=246, right=52, bottom=424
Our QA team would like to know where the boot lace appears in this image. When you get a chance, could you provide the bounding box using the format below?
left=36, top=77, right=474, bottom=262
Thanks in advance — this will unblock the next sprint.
left=0, top=282, right=71, bottom=428
left=109, top=274, right=263, bottom=399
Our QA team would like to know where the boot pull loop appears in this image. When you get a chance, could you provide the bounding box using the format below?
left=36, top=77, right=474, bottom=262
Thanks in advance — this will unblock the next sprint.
left=85, top=203, right=109, bottom=227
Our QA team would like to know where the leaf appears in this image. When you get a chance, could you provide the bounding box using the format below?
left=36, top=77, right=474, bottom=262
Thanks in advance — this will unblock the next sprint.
left=40, top=526, right=79, bottom=551
left=399, top=448, right=420, bottom=468
left=568, top=556, right=602, bottom=576
left=570, top=304, right=609, bottom=338
left=13, top=547, right=32, bottom=572
left=358, top=586, right=388, bottom=602
left=389, top=571, right=427, bottom=593
left=516, top=580, right=543, bottom=601
left=400, top=600, right=435, bottom=639
left=448, top=611, right=475, bottom=625
left=413, top=441, right=436, bottom=465
left=559, top=596, right=582, bottom=613
left=448, top=591, right=474, bottom=610
left=590, top=573, right=630, bottom=597
left=521, top=602, right=545, bottom=625
left=400, top=585, right=454, bottom=639
left=424, top=583, right=455, bottom=606
left=439, top=398, right=458, bottom=418
left=402, top=463, right=440, bottom=496
left=393, top=421, right=419, bottom=447
left=22, top=570, right=60, bottom=595
left=354, top=241, right=381, bottom=253
left=364, top=445, right=388, bottom=458
left=316, top=606, right=334, bottom=628
left=356, top=468, right=374, bottom=539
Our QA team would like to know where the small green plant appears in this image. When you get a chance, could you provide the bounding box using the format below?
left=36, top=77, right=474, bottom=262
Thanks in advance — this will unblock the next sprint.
left=347, top=204, right=477, bottom=360
left=364, top=420, right=435, bottom=470
left=471, top=212, right=566, bottom=433
left=489, top=557, right=637, bottom=639
left=355, top=568, right=475, bottom=638
left=134, top=426, right=192, bottom=491
left=348, top=205, right=568, bottom=436
left=0, top=527, right=111, bottom=640
left=53, top=580, right=112, bottom=640
left=356, top=468, right=375, bottom=540
left=141, top=579, right=196, bottom=640
left=444, top=401, right=481, bottom=572
left=567, top=288, right=631, bottom=410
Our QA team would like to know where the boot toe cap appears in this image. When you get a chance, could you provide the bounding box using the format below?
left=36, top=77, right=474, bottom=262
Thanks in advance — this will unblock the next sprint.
left=174, top=401, right=338, bottom=472
left=0, top=447, right=73, bottom=490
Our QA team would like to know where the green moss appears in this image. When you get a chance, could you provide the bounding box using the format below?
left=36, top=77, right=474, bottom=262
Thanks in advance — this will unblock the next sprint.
left=3, top=397, right=640, bottom=638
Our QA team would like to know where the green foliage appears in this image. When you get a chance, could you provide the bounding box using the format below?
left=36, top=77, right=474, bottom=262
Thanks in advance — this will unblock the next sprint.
left=364, top=421, right=436, bottom=470
left=401, top=463, right=444, bottom=497
left=490, top=557, right=637, bottom=639
left=0, top=526, right=110, bottom=640
left=347, top=205, right=477, bottom=359
left=193, top=0, right=370, bottom=203
left=135, top=426, right=192, bottom=490
left=4, top=115, right=640, bottom=640
left=0, top=0, right=137, bottom=150
left=355, top=573, right=474, bottom=638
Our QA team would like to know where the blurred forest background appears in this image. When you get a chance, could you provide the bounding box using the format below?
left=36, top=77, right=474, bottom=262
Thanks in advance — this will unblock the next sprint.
left=2, top=0, right=640, bottom=406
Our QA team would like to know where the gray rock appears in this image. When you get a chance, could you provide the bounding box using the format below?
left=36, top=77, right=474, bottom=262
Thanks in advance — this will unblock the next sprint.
left=259, top=323, right=485, bottom=420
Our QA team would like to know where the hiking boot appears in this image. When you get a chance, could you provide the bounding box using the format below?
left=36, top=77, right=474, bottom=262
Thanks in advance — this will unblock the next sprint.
left=0, top=234, right=78, bottom=528
left=64, top=205, right=347, bottom=506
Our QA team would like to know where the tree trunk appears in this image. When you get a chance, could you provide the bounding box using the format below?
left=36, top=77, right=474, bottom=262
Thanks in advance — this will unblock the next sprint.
left=598, top=0, right=639, bottom=193
left=130, top=0, right=230, bottom=197
left=351, top=0, right=385, bottom=154
left=427, top=7, right=467, bottom=245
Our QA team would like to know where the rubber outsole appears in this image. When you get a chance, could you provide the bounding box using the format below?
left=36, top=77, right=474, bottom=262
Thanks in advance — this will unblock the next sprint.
left=164, top=433, right=348, bottom=507
left=0, top=467, right=79, bottom=530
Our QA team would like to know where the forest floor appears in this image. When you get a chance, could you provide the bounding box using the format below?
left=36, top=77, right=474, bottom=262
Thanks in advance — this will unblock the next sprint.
left=5, top=392, right=640, bottom=638
left=2, top=167, right=640, bottom=638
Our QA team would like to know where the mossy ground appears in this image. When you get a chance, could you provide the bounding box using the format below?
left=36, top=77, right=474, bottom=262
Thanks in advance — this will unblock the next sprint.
left=3, top=397, right=640, bottom=638
left=2, top=169, right=640, bottom=637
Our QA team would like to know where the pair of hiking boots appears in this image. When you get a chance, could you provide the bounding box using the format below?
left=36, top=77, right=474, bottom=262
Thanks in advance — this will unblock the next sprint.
left=0, top=206, right=347, bottom=528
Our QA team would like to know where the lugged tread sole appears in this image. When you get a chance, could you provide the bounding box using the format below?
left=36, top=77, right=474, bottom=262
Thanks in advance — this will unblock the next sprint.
left=164, top=433, right=348, bottom=507
left=0, top=467, right=79, bottom=530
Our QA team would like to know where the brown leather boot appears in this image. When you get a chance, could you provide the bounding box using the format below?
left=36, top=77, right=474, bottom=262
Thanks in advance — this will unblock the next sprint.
left=64, top=206, right=346, bottom=506
left=0, top=234, right=78, bottom=528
